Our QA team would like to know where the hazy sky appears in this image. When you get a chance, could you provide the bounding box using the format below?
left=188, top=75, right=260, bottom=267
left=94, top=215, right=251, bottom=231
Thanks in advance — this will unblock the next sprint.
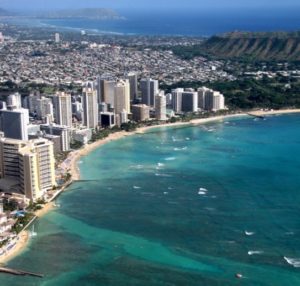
left=0, top=0, right=299, bottom=11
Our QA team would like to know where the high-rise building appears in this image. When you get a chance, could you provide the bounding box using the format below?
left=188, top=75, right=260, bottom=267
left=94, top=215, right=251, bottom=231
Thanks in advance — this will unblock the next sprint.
left=26, top=93, right=41, bottom=114
left=198, top=87, right=225, bottom=111
left=55, top=33, right=60, bottom=43
left=0, top=107, right=29, bottom=140
left=53, top=92, right=72, bottom=127
left=211, top=91, right=225, bottom=111
left=171, top=88, right=184, bottom=113
left=132, top=104, right=150, bottom=122
left=82, top=87, right=98, bottom=129
left=140, top=78, right=159, bottom=107
left=181, top=91, right=198, bottom=112
left=127, top=72, right=138, bottom=101
left=120, top=109, right=128, bottom=124
left=103, top=80, right=116, bottom=106
left=36, top=97, right=54, bottom=121
left=40, top=124, right=70, bottom=152
left=114, top=80, right=130, bottom=114
left=0, top=137, right=56, bottom=201
left=197, top=87, right=211, bottom=110
left=7, top=93, right=22, bottom=109
left=100, top=112, right=115, bottom=128
left=155, top=91, right=167, bottom=120
left=0, top=32, right=4, bottom=43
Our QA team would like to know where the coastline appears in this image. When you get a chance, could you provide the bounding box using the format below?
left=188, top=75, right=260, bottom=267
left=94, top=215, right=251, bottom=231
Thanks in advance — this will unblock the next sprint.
left=2, top=108, right=300, bottom=265
left=0, top=230, right=29, bottom=265
left=63, top=109, right=300, bottom=181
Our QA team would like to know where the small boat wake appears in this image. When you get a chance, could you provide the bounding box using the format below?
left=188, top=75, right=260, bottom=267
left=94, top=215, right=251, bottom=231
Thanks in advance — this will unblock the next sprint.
left=245, top=231, right=255, bottom=236
left=248, top=250, right=263, bottom=256
left=284, top=257, right=300, bottom=268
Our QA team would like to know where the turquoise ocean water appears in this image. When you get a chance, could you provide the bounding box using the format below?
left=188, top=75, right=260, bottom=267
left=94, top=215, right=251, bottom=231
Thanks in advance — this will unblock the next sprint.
left=1, top=114, right=300, bottom=285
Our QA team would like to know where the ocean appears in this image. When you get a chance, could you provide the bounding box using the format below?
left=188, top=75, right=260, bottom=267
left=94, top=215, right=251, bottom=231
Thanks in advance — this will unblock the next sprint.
left=5, top=8, right=300, bottom=36
left=0, top=114, right=300, bottom=285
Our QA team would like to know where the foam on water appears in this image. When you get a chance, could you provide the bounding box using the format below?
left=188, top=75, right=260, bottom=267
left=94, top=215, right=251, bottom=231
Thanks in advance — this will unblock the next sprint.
left=245, top=231, right=255, bottom=236
left=248, top=250, right=264, bottom=256
left=284, top=257, right=300, bottom=268
left=164, top=157, right=176, bottom=161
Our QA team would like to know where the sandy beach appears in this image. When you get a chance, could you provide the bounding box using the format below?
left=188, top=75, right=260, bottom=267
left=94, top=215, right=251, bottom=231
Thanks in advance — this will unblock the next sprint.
left=1, top=108, right=300, bottom=265
left=35, top=202, right=55, bottom=218
left=0, top=231, right=29, bottom=265
left=247, top=109, right=300, bottom=116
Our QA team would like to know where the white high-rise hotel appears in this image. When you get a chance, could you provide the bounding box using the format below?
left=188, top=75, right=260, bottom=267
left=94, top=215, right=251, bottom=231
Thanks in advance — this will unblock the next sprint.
left=155, top=91, right=167, bottom=120
left=114, top=80, right=130, bottom=114
left=82, top=87, right=99, bottom=129
left=53, top=92, right=72, bottom=127
left=198, top=87, right=225, bottom=111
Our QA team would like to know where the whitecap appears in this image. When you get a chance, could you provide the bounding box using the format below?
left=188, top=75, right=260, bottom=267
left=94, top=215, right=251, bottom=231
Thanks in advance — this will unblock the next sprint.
left=155, top=173, right=172, bottom=177
left=163, top=192, right=168, bottom=195
left=198, top=191, right=206, bottom=195
left=285, top=232, right=294, bottom=236
left=174, top=147, right=187, bottom=151
left=205, top=207, right=215, bottom=211
left=164, top=157, right=176, bottom=161
left=199, top=187, right=208, bottom=192
left=133, top=186, right=141, bottom=189
left=186, top=137, right=190, bottom=141
left=157, top=162, right=165, bottom=167
left=284, top=257, right=300, bottom=268
left=130, top=164, right=143, bottom=169
left=248, top=250, right=263, bottom=256
left=245, top=231, right=255, bottom=236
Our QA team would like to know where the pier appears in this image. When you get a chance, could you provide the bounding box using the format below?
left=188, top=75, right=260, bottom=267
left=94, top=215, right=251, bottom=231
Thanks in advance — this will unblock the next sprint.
left=0, top=267, right=43, bottom=278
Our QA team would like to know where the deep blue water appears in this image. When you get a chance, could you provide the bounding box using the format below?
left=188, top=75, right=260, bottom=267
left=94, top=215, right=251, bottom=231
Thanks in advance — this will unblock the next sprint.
left=1, top=114, right=300, bottom=285
left=5, top=8, right=300, bottom=36
left=43, top=9, right=300, bottom=36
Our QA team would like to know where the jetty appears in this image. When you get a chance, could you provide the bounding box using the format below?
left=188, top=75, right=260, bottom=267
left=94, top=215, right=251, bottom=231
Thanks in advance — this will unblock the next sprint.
left=0, top=267, right=43, bottom=278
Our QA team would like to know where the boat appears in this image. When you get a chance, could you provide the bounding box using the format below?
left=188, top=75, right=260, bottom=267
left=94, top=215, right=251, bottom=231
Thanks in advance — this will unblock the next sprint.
left=235, top=273, right=243, bottom=279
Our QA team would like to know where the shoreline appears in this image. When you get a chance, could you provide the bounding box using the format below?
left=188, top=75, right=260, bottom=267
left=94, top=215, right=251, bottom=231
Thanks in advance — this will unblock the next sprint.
left=2, top=108, right=300, bottom=264
left=63, top=109, right=300, bottom=181
left=0, top=230, right=29, bottom=265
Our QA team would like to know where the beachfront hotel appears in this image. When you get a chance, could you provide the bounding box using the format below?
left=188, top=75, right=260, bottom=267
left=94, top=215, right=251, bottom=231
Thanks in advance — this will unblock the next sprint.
left=82, top=87, right=99, bottom=129
left=0, top=136, right=56, bottom=202
left=155, top=92, right=167, bottom=121
left=197, top=87, right=225, bottom=111
left=53, top=92, right=73, bottom=128
left=140, top=78, right=159, bottom=107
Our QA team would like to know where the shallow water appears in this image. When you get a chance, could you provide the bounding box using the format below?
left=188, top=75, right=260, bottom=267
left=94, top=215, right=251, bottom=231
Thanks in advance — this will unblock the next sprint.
left=1, top=114, right=300, bottom=285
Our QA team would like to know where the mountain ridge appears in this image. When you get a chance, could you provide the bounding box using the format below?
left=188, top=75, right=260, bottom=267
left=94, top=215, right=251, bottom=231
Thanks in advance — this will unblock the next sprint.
left=172, top=31, right=300, bottom=61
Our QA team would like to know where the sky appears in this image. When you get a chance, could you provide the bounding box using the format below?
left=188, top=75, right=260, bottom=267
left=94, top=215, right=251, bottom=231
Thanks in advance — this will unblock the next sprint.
left=0, top=0, right=300, bottom=11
